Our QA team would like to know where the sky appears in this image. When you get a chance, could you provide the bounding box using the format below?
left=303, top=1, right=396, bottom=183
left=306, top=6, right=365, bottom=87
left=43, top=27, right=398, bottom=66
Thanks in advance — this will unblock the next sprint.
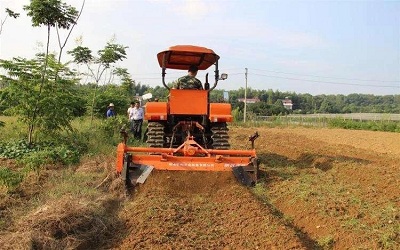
left=0, top=0, right=399, bottom=95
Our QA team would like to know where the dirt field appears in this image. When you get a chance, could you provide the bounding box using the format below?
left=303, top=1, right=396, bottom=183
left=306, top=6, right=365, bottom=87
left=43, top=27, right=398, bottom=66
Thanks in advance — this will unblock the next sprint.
left=111, top=126, right=400, bottom=249
left=1, top=126, right=399, bottom=249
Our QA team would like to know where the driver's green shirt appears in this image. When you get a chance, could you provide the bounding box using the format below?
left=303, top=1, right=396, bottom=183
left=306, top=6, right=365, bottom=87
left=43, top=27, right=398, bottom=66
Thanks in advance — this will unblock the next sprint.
left=173, top=75, right=203, bottom=90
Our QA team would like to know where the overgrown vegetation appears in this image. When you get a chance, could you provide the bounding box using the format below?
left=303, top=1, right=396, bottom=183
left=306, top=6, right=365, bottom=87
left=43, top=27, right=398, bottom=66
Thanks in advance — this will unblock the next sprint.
left=0, top=115, right=131, bottom=193
left=0, top=167, right=24, bottom=191
left=328, top=118, right=400, bottom=132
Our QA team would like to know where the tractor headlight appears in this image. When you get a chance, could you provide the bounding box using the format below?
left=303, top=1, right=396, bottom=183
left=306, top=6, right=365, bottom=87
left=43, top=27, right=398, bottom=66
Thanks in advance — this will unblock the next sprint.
left=219, top=73, right=228, bottom=80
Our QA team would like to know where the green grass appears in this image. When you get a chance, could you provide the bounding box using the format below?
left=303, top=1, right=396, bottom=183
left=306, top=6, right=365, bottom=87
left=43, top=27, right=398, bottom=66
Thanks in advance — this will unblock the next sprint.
left=232, top=116, right=400, bottom=133
left=342, top=217, right=361, bottom=229
left=0, top=116, right=26, bottom=142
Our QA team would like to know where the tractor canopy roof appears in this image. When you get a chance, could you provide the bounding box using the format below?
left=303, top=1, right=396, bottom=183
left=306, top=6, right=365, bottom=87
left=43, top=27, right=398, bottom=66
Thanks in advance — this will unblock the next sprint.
left=157, top=45, right=220, bottom=70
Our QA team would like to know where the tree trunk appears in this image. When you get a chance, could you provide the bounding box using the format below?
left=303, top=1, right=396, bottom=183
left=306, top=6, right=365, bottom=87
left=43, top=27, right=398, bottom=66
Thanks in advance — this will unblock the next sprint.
left=30, top=25, right=51, bottom=143
left=28, top=124, right=34, bottom=145
left=90, top=84, right=98, bottom=124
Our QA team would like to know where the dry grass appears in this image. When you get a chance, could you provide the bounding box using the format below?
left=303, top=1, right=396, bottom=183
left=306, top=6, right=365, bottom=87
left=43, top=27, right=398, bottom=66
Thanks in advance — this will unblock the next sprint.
left=0, top=155, right=126, bottom=250
left=1, top=197, right=109, bottom=249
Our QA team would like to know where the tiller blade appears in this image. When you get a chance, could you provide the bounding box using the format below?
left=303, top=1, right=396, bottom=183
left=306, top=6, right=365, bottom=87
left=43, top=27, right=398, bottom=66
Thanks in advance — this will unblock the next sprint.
left=116, top=132, right=260, bottom=186
left=121, top=153, right=154, bottom=186
left=232, top=157, right=259, bottom=187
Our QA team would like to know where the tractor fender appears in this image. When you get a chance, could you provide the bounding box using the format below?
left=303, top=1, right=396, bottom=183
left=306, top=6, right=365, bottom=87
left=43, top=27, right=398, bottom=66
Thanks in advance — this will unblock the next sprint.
left=145, top=102, right=168, bottom=121
left=209, top=103, right=233, bottom=122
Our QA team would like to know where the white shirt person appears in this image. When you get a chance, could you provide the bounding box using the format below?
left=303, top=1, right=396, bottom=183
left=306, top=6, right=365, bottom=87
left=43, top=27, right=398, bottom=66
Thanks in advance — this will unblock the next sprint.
left=127, top=102, right=144, bottom=139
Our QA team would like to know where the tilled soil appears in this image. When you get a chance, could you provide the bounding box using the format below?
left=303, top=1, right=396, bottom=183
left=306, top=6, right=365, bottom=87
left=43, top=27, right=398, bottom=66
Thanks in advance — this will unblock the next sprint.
left=114, top=171, right=308, bottom=249
left=110, top=126, right=400, bottom=249
left=232, top=127, right=400, bottom=249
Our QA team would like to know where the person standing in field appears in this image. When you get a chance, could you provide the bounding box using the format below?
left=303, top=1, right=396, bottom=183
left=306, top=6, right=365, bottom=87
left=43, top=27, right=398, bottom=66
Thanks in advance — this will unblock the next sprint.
left=106, top=103, right=116, bottom=118
left=127, top=101, right=144, bottom=140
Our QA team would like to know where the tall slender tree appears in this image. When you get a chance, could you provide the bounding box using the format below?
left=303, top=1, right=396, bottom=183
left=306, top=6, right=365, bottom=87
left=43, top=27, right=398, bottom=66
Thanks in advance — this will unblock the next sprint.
left=55, top=0, right=85, bottom=64
left=23, top=0, right=79, bottom=143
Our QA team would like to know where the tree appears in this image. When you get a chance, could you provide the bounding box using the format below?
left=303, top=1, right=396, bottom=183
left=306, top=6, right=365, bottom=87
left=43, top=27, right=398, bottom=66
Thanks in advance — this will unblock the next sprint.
left=209, top=89, right=224, bottom=102
left=113, top=67, right=149, bottom=99
left=0, top=54, right=81, bottom=143
left=22, top=0, right=79, bottom=143
left=266, top=89, right=274, bottom=104
left=68, top=43, right=128, bottom=84
left=149, top=85, right=169, bottom=101
left=24, top=0, right=79, bottom=64
left=68, top=42, right=128, bottom=120
left=55, top=0, right=85, bottom=64
left=114, top=67, right=133, bottom=95
left=0, top=8, right=20, bottom=36
left=94, top=85, right=129, bottom=117
left=248, top=101, right=289, bottom=116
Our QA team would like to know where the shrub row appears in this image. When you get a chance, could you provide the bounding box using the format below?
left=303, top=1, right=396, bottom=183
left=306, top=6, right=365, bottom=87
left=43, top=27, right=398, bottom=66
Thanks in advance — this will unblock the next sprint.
left=327, top=118, right=400, bottom=132
left=0, top=140, right=82, bottom=167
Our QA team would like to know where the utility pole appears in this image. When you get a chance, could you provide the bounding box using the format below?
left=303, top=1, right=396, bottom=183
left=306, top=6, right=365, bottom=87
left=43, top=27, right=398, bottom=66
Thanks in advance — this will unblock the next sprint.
left=244, top=68, right=248, bottom=122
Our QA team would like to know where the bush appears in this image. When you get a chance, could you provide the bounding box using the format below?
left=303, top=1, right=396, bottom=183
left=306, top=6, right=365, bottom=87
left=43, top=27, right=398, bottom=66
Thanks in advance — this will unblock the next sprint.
left=37, top=131, right=89, bottom=159
left=0, top=167, right=24, bottom=191
left=53, top=145, right=81, bottom=165
left=0, top=140, right=38, bottom=159
left=98, top=116, right=129, bottom=139
left=17, top=150, right=56, bottom=171
left=1, top=133, right=87, bottom=168
left=16, top=145, right=81, bottom=170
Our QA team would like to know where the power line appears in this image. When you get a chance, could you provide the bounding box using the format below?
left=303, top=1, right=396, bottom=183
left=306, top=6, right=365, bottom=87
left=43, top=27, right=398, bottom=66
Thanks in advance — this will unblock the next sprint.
left=251, top=68, right=400, bottom=83
left=132, top=72, right=181, bottom=76
left=133, top=72, right=243, bottom=80
left=129, top=67, right=400, bottom=88
left=250, top=73, right=400, bottom=88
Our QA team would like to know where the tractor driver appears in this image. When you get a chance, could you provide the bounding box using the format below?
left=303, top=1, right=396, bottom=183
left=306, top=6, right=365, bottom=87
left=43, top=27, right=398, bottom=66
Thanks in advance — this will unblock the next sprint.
left=173, top=65, right=203, bottom=90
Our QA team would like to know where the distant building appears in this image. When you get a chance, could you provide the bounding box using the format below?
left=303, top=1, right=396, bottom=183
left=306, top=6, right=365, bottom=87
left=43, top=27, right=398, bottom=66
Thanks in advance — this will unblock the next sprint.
left=282, top=97, right=293, bottom=110
left=238, top=98, right=260, bottom=104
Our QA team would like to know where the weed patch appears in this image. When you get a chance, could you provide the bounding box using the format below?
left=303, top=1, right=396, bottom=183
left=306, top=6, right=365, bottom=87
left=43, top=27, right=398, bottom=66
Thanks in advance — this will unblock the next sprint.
left=328, top=118, right=400, bottom=132
left=317, top=235, right=334, bottom=249
left=0, top=167, right=24, bottom=192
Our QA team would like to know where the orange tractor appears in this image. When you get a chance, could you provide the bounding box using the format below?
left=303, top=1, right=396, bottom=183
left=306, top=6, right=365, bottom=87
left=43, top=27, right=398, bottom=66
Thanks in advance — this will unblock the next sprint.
left=116, top=45, right=259, bottom=186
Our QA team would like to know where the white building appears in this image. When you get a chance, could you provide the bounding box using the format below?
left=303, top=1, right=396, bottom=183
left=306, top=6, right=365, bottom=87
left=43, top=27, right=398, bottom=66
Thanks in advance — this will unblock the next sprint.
left=282, top=97, right=293, bottom=110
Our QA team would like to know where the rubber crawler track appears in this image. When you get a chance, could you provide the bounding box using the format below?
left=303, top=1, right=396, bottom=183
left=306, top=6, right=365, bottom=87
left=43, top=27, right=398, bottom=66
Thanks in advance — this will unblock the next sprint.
left=211, top=122, right=230, bottom=150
